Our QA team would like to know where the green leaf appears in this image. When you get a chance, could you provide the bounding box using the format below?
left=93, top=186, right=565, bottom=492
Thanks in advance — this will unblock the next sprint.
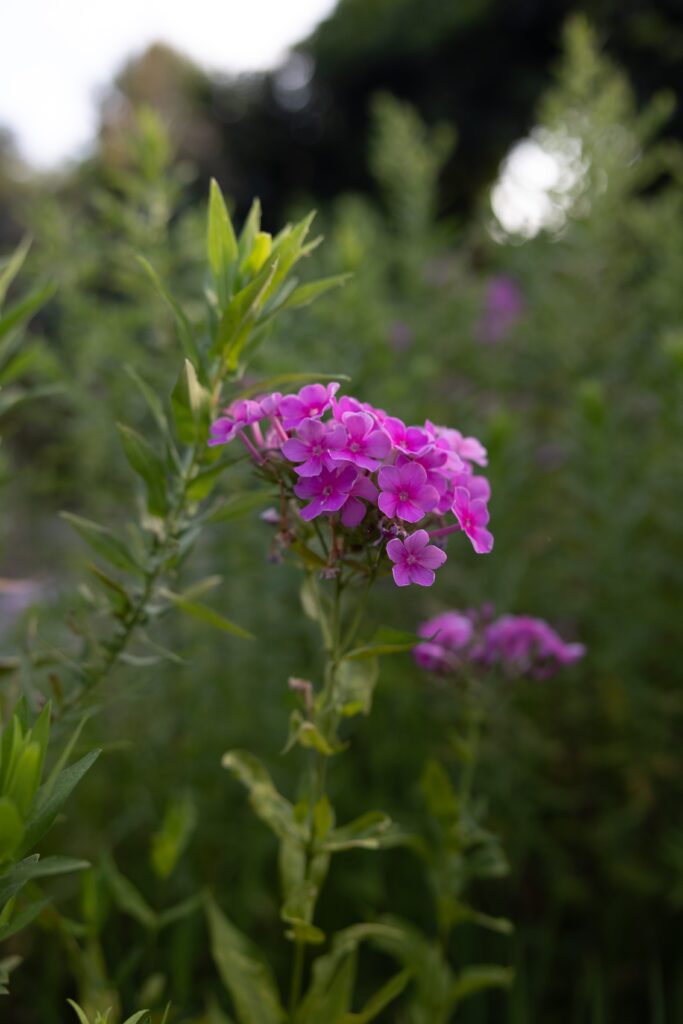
left=60, top=513, right=141, bottom=575
left=0, top=855, right=89, bottom=909
left=67, top=1000, right=91, bottom=1024
left=334, top=659, right=379, bottom=717
left=449, top=965, right=513, bottom=1005
left=206, top=894, right=286, bottom=1024
left=221, top=751, right=305, bottom=843
left=122, top=1014, right=151, bottom=1024
left=171, top=358, right=211, bottom=445
left=208, top=490, right=274, bottom=524
left=102, top=855, right=157, bottom=930
left=0, top=284, right=56, bottom=353
left=117, top=423, right=168, bottom=516
left=277, top=274, right=351, bottom=312
left=208, top=179, right=238, bottom=307
left=323, top=811, right=397, bottom=853
left=339, top=967, right=412, bottom=1023
left=124, top=364, right=169, bottom=436
left=4, top=741, right=41, bottom=817
left=150, top=793, right=197, bottom=879
left=161, top=590, right=254, bottom=640
left=0, top=237, right=31, bottom=308
left=21, top=749, right=101, bottom=854
left=137, top=256, right=201, bottom=368
left=0, top=896, right=51, bottom=942
left=0, top=954, right=21, bottom=996
left=0, top=798, right=24, bottom=863
left=237, top=198, right=262, bottom=263
left=345, top=628, right=420, bottom=660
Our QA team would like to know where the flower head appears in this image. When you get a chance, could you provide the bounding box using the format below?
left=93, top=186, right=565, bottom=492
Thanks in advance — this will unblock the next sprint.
left=281, top=417, right=347, bottom=477
left=453, top=487, right=494, bottom=554
left=279, top=382, right=340, bottom=430
left=330, top=412, right=391, bottom=471
left=293, top=465, right=357, bottom=521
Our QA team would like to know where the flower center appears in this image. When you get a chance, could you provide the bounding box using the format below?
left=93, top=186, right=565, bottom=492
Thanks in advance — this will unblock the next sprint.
left=313, top=445, right=323, bottom=456
left=399, top=491, right=409, bottom=502
left=349, top=442, right=360, bottom=452
left=309, top=406, right=319, bottom=416
left=463, top=515, right=473, bottom=531
left=407, top=555, right=416, bottom=565
left=323, top=486, right=332, bottom=497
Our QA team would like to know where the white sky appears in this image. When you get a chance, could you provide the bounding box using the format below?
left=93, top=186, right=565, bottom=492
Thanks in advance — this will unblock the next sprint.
left=0, top=0, right=337, bottom=168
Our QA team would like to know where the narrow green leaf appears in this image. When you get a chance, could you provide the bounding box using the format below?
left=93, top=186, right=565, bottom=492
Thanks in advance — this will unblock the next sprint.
left=137, top=256, right=202, bottom=368
left=67, top=999, right=91, bottom=1024
left=221, top=751, right=304, bottom=843
left=0, top=284, right=56, bottom=351
left=60, top=513, right=141, bottom=575
left=208, top=490, right=273, bottom=524
left=21, top=749, right=101, bottom=853
left=237, top=198, right=262, bottom=262
left=124, top=364, right=169, bottom=435
left=335, top=659, right=379, bottom=717
left=161, top=590, right=253, bottom=640
left=345, top=628, right=420, bottom=660
left=102, top=855, right=157, bottom=930
left=278, top=274, right=351, bottom=312
left=449, top=965, right=513, bottom=1005
left=208, top=179, right=238, bottom=306
left=206, top=894, right=286, bottom=1024
left=339, top=967, right=412, bottom=1023
left=0, top=238, right=31, bottom=308
left=0, top=897, right=52, bottom=942
left=0, top=798, right=24, bottom=863
left=323, top=812, right=395, bottom=853
left=117, top=423, right=168, bottom=516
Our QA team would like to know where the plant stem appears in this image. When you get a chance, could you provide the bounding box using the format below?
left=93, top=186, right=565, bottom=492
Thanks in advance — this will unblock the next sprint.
left=289, top=939, right=305, bottom=1018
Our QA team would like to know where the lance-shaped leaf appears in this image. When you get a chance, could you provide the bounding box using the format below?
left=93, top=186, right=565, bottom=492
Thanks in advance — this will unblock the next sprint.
left=161, top=590, right=253, bottom=640
left=0, top=237, right=31, bottom=308
left=322, top=811, right=402, bottom=853
left=124, top=364, right=169, bottom=436
left=0, top=284, right=56, bottom=353
left=0, top=896, right=52, bottom=942
left=0, top=855, right=90, bottom=910
left=338, top=967, right=412, bottom=1023
left=208, top=179, right=238, bottom=306
left=277, top=274, right=351, bottom=313
left=60, top=513, right=141, bottom=575
left=221, top=751, right=305, bottom=844
left=137, top=255, right=201, bottom=368
left=101, top=855, right=157, bottom=930
left=345, top=628, right=420, bottom=660
left=449, top=965, right=513, bottom=1006
left=20, top=749, right=101, bottom=854
left=206, top=895, right=286, bottom=1024
left=117, top=424, right=168, bottom=517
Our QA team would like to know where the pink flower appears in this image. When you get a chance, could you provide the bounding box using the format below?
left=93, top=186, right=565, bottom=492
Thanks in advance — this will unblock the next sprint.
left=209, top=399, right=264, bottom=446
left=386, top=529, right=447, bottom=587
left=281, top=418, right=347, bottom=477
left=413, top=610, right=474, bottom=673
left=340, top=473, right=379, bottom=527
left=330, top=412, right=391, bottom=471
left=279, top=383, right=339, bottom=429
left=378, top=462, right=439, bottom=523
left=293, top=465, right=357, bottom=521
left=453, top=487, right=494, bottom=554
left=475, top=614, right=585, bottom=679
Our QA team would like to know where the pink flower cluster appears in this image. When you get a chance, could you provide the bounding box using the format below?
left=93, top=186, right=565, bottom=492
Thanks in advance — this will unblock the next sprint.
left=414, top=609, right=585, bottom=679
left=209, top=382, right=493, bottom=587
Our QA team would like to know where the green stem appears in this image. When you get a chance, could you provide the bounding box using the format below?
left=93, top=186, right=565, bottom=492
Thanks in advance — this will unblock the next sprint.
left=289, top=939, right=306, bottom=1018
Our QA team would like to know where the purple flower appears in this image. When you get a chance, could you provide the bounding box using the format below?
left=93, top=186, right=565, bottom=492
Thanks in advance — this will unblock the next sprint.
left=279, top=383, right=339, bottom=430
left=330, top=412, right=391, bottom=471
left=293, top=465, right=357, bottom=521
left=386, top=530, right=447, bottom=587
left=413, top=611, right=474, bottom=673
left=340, top=473, right=379, bottom=527
left=281, top=417, right=347, bottom=477
left=476, top=615, right=585, bottom=679
left=452, top=487, right=493, bottom=554
left=378, top=462, right=439, bottom=523
left=477, top=275, right=525, bottom=344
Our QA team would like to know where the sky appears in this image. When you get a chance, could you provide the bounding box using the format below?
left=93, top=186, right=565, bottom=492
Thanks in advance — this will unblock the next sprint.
left=0, top=0, right=337, bottom=168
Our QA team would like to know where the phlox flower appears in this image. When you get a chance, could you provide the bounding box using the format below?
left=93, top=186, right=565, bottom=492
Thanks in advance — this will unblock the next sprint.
left=452, top=487, right=493, bottom=554
left=475, top=615, right=585, bottom=679
left=378, top=462, right=439, bottom=523
left=386, top=529, right=447, bottom=587
left=330, top=412, right=391, bottom=471
left=293, top=465, right=357, bottom=521
left=414, top=611, right=474, bottom=673
left=279, top=383, right=339, bottom=429
left=209, top=399, right=264, bottom=446
left=281, top=418, right=347, bottom=477
left=340, top=473, right=379, bottom=527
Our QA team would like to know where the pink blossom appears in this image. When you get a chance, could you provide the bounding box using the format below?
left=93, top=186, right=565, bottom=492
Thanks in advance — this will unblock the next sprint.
left=386, top=530, right=447, bottom=587
left=340, top=473, right=379, bottom=527
left=378, top=462, right=439, bottom=523
left=279, top=383, right=339, bottom=429
left=281, top=418, right=347, bottom=477
left=294, top=465, right=357, bottom=521
left=208, top=399, right=264, bottom=446
left=330, top=412, right=391, bottom=471
left=452, top=487, right=493, bottom=554
left=475, top=614, right=585, bottom=679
